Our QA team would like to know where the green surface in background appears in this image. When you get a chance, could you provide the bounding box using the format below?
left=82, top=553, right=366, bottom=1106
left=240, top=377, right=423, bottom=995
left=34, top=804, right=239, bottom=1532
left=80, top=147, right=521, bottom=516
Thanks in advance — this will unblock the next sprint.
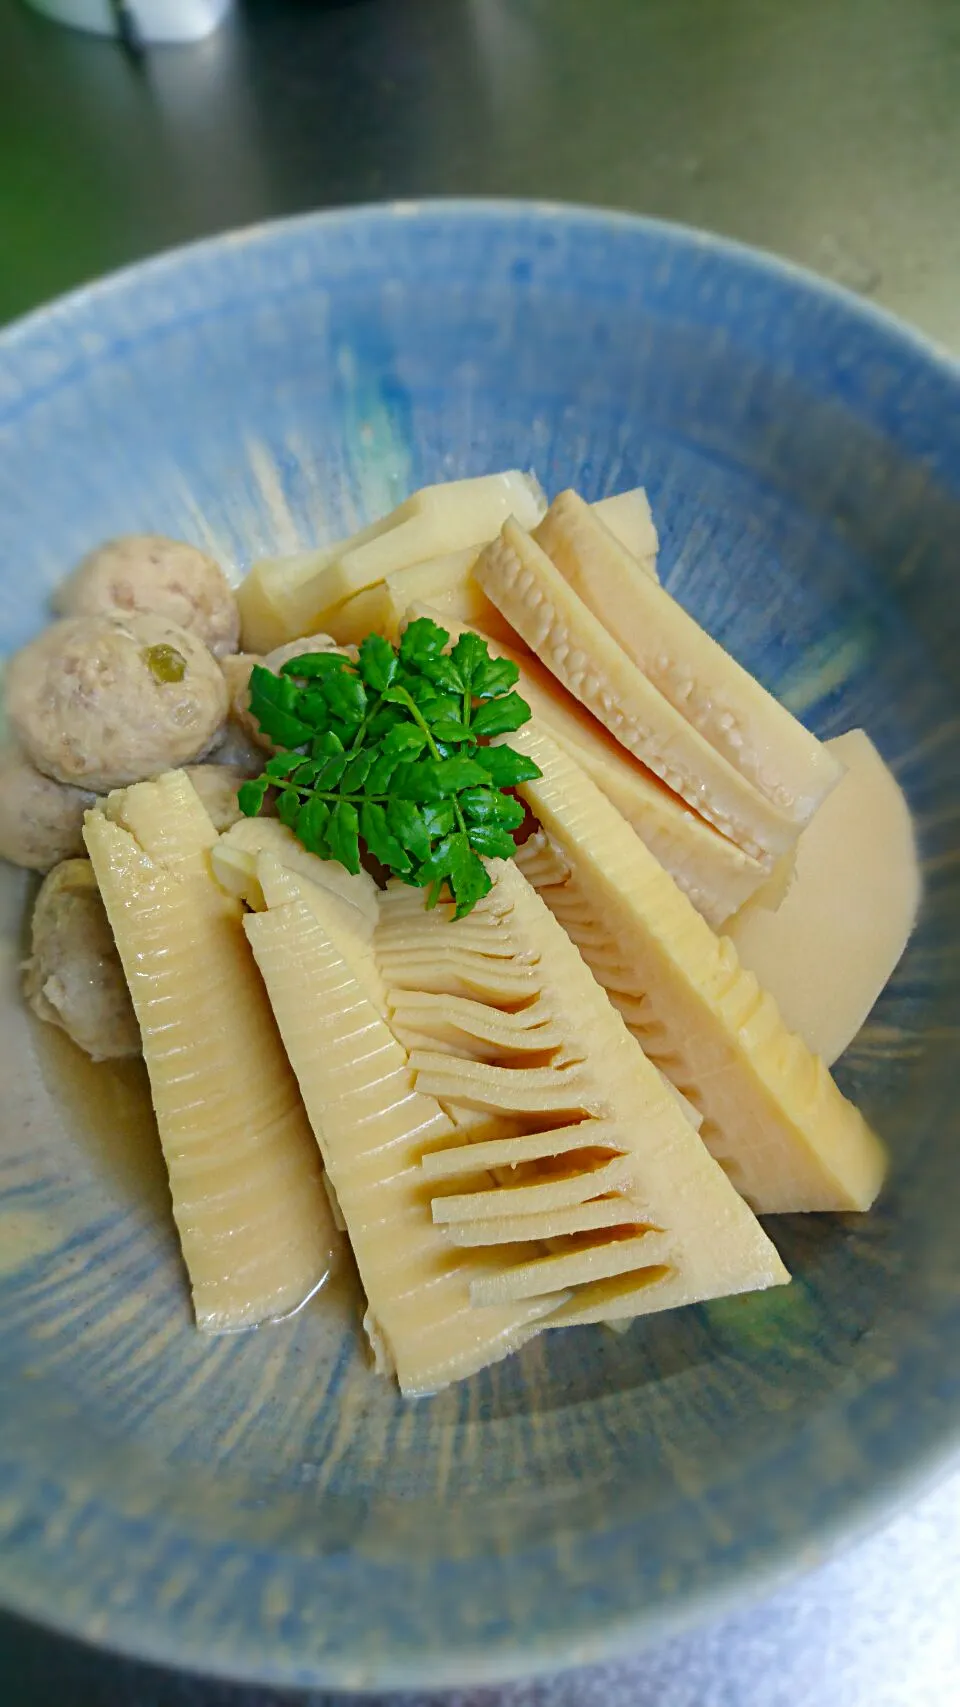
left=1, top=0, right=959, bottom=347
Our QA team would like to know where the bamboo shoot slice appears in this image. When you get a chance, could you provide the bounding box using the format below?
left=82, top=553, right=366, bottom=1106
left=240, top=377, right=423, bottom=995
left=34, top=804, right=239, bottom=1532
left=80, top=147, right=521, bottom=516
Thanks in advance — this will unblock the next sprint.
left=593, top=488, right=659, bottom=576
left=212, top=817, right=379, bottom=923
left=405, top=602, right=769, bottom=926
left=511, top=725, right=886, bottom=1213
left=727, top=730, right=921, bottom=1064
left=243, top=886, right=557, bottom=1394
left=474, top=520, right=802, bottom=862
left=237, top=472, right=545, bottom=651
left=378, top=861, right=788, bottom=1324
left=323, top=583, right=396, bottom=648
left=83, top=772, right=336, bottom=1331
left=383, top=550, right=524, bottom=649
left=334, top=489, right=659, bottom=649
left=535, top=491, right=841, bottom=817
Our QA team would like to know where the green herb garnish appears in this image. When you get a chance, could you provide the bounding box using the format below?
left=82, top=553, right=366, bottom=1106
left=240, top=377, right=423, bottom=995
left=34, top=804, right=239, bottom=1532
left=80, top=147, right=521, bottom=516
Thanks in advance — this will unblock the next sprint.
left=238, top=618, right=541, bottom=918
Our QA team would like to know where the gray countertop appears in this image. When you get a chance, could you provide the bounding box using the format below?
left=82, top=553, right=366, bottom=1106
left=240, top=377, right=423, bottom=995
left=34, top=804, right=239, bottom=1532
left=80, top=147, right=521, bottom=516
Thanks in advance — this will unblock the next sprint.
left=1, top=1, right=959, bottom=1702
left=3, top=0, right=960, bottom=347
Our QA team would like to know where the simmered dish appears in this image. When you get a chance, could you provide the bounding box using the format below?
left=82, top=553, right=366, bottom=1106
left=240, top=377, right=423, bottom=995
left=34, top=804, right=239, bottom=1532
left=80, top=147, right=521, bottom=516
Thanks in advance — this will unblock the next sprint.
left=2, top=472, right=920, bottom=1394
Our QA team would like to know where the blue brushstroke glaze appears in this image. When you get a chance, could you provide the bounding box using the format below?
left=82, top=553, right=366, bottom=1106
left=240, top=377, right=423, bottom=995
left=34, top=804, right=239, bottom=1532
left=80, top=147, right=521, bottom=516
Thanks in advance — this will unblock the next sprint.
left=0, top=203, right=957, bottom=1692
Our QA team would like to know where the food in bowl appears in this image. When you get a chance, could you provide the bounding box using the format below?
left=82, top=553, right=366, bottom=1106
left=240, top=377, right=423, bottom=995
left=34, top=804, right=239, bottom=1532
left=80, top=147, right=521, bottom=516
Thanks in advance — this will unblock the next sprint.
left=1, top=473, right=920, bottom=1394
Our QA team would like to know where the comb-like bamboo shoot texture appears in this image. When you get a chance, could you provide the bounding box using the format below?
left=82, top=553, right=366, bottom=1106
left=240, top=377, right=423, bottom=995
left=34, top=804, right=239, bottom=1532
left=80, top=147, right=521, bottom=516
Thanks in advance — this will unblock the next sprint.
left=475, top=518, right=838, bottom=864
left=83, top=772, right=336, bottom=1331
left=511, top=727, right=886, bottom=1214
left=314, top=487, right=660, bottom=651
left=376, top=860, right=787, bottom=1332
left=243, top=861, right=558, bottom=1395
left=536, top=490, right=841, bottom=823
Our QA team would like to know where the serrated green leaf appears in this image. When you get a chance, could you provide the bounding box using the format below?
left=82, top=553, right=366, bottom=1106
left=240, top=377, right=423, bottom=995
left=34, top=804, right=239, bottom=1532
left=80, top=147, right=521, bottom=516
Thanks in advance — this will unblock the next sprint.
left=450, top=630, right=489, bottom=691
left=368, top=701, right=405, bottom=740
left=381, top=682, right=417, bottom=714
left=279, top=651, right=349, bottom=679
left=471, top=692, right=532, bottom=738
left=326, top=800, right=361, bottom=874
left=248, top=669, right=313, bottom=747
left=256, top=706, right=314, bottom=747
left=364, top=746, right=402, bottom=798
left=393, top=758, right=443, bottom=803
left=458, top=786, right=501, bottom=824
left=277, top=788, right=301, bottom=829
left=460, top=786, right=526, bottom=829
left=432, top=693, right=463, bottom=721
left=386, top=798, right=432, bottom=862
left=341, top=746, right=377, bottom=794
left=493, top=793, right=526, bottom=830
left=264, top=753, right=304, bottom=780
left=429, top=755, right=490, bottom=796
left=471, top=744, right=542, bottom=787
left=326, top=718, right=359, bottom=749
left=321, top=669, right=368, bottom=725
left=466, top=823, right=517, bottom=860
left=381, top=723, right=428, bottom=760
left=417, top=832, right=459, bottom=885
left=298, top=688, right=334, bottom=730
left=421, top=800, right=457, bottom=840
left=473, top=655, right=520, bottom=699
left=430, top=716, right=474, bottom=743
left=238, top=776, right=269, bottom=816
left=358, top=632, right=398, bottom=692
left=314, top=749, right=349, bottom=790
left=423, top=655, right=464, bottom=695
left=247, top=623, right=532, bottom=920
left=312, top=730, right=346, bottom=757
left=415, top=831, right=491, bottom=917
left=360, top=801, right=411, bottom=872
left=448, top=838, right=493, bottom=918
left=249, top=664, right=301, bottom=711
left=399, top=615, right=449, bottom=669
left=298, top=794, right=331, bottom=853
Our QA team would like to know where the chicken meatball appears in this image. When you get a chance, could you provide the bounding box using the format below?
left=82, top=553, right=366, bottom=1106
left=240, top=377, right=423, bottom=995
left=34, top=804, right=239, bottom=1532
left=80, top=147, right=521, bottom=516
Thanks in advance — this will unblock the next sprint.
left=6, top=613, right=228, bottom=793
left=0, top=746, right=98, bottom=871
left=55, top=535, right=240, bottom=658
left=23, top=860, right=140, bottom=1061
left=183, top=763, right=252, bottom=833
left=222, top=633, right=347, bottom=753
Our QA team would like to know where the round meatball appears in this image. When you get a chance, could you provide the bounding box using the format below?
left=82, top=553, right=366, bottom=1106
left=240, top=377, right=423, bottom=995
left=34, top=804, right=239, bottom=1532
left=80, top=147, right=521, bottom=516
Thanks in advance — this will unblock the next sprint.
left=0, top=746, right=97, bottom=872
left=55, top=535, right=240, bottom=658
left=6, top=613, right=228, bottom=793
left=23, top=860, right=140, bottom=1062
left=222, top=633, right=348, bottom=753
left=183, top=763, right=252, bottom=833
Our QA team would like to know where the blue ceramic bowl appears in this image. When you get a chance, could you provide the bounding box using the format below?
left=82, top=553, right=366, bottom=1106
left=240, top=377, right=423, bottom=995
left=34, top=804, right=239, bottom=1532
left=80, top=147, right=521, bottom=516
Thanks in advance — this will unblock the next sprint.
left=0, top=203, right=958, bottom=1692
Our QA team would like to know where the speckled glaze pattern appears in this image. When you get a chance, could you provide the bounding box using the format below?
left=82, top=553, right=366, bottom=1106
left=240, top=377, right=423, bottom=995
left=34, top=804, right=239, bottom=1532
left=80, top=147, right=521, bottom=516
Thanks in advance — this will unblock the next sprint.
left=0, top=204, right=958, bottom=1693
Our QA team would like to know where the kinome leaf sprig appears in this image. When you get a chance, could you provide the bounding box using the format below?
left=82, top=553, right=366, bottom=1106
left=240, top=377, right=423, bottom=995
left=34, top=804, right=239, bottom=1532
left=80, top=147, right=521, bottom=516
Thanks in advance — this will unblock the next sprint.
left=238, top=617, right=542, bottom=918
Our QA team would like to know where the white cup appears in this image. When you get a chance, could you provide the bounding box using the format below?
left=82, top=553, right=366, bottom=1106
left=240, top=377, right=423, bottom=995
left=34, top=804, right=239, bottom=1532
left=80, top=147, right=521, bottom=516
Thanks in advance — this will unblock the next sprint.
left=24, top=0, right=233, bottom=43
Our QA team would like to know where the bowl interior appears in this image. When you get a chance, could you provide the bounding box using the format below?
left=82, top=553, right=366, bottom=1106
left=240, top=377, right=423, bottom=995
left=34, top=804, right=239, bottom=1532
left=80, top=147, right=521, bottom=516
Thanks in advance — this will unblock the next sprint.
left=0, top=205, right=958, bottom=1691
